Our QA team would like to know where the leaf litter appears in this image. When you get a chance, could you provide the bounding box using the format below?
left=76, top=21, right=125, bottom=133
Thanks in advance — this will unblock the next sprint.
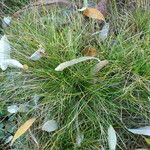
left=11, top=118, right=36, bottom=145
left=128, top=126, right=150, bottom=136
left=83, top=8, right=105, bottom=21
left=108, top=125, right=117, bottom=150
left=42, top=120, right=58, bottom=132
left=0, top=35, right=28, bottom=71
left=2, top=16, right=12, bottom=28
left=29, top=47, right=46, bottom=61
left=55, top=56, right=100, bottom=71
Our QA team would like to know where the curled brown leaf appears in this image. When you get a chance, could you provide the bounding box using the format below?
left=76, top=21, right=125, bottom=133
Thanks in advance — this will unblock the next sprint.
left=82, top=47, right=97, bottom=57
left=83, top=8, right=105, bottom=21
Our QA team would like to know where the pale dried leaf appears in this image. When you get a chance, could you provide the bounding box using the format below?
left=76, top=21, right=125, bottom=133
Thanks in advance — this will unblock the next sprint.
left=11, top=118, right=36, bottom=145
left=7, top=105, right=19, bottom=114
left=2, top=16, right=12, bottom=28
left=128, top=126, right=150, bottom=136
left=42, top=120, right=58, bottom=132
left=78, top=7, right=87, bottom=12
left=0, top=35, right=11, bottom=60
left=0, top=35, right=24, bottom=71
left=83, top=8, right=105, bottom=21
left=4, top=135, right=13, bottom=144
left=29, top=48, right=45, bottom=61
left=3, top=59, right=24, bottom=70
left=108, top=125, right=117, bottom=150
left=93, top=60, right=108, bottom=74
left=55, top=56, right=100, bottom=71
left=99, top=23, right=109, bottom=41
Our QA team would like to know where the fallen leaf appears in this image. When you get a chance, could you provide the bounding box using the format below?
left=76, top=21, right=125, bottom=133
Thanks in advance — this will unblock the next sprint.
left=2, top=16, right=12, bottom=28
left=108, top=125, right=117, bottom=150
left=76, top=133, right=84, bottom=147
left=0, top=35, right=11, bottom=59
left=83, top=8, right=105, bottom=21
left=97, top=0, right=108, bottom=16
left=128, top=126, right=150, bottom=136
left=78, top=7, right=87, bottom=12
left=42, top=120, right=58, bottom=132
left=11, top=118, right=36, bottom=145
left=55, top=56, right=100, bottom=71
left=0, top=35, right=26, bottom=71
left=1, top=59, right=24, bottom=71
left=29, top=47, right=45, bottom=61
left=99, top=22, right=109, bottom=41
left=92, top=60, right=108, bottom=74
left=4, top=135, right=13, bottom=144
left=7, top=105, right=19, bottom=114
left=82, top=47, right=97, bottom=57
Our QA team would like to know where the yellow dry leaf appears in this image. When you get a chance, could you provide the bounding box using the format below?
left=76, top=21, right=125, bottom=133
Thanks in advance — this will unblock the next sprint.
left=11, top=118, right=36, bottom=145
left=145, top=138, right=150, bottom=145
left=83, top=8, right=105, bottom=21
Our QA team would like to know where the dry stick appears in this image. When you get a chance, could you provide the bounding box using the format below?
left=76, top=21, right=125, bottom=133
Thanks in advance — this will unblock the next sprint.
left=13, top=0, right=77, bottom=17
left=29, top=129, right=39, bottom=149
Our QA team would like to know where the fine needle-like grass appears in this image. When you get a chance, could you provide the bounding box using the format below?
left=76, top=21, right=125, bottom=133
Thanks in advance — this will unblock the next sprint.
left=0, top=2, right=150, bottom=150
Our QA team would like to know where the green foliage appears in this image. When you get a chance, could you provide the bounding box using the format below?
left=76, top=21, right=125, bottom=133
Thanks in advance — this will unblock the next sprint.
left=0, top=3, right=150, bottom=150
left=1, top=0, right=29, bottom=15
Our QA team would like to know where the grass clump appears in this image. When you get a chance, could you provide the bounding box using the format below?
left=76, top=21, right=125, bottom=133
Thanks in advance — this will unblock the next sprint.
left=0, top=4, right=150, bottom=150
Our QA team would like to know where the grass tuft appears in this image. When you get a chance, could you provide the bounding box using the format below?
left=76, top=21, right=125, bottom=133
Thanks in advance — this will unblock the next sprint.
left=0, top=3, right=150, bottom=150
